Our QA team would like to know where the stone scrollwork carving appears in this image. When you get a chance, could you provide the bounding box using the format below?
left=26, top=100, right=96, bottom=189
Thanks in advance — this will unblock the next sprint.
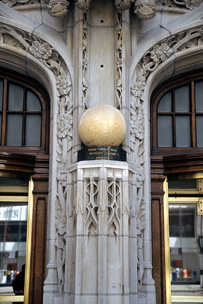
left=48, top=0, right=70, bottom=18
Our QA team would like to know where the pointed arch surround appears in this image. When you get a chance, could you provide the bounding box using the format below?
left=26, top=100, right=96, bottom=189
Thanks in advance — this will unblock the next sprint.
left=0, top=20, right=74, bottom=294
left=129, top=20, right=203, bottom=302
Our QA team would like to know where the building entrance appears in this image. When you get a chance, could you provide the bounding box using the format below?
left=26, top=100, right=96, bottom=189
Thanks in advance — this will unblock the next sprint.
left=166, top=177, right=203, bottom=303
left=0, top=173, right=33, bottom=303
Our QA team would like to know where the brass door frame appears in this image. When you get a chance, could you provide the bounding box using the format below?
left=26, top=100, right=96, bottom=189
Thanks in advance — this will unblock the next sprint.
left=165, top=175, right=203, bottom=303
left=0, top=176, right=33, bottom=303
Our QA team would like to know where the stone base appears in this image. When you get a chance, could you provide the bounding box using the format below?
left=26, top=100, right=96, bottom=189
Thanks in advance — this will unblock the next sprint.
left=78, top=145, right=126, bottom=161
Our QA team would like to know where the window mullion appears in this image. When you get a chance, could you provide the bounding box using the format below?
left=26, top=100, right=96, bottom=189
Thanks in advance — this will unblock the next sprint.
left=172, top=89, right=176, bottom=147
left=1, top=79, right=8, bottom=146
left=22, top=88, right=27, bottom=146
left=191, top=81, right=196, bottom=148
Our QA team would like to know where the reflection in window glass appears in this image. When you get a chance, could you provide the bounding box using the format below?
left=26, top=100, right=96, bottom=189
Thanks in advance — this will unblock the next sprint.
left=169, top=197, right=203, bottom=300
left=0, top=177, right=28, bottom=298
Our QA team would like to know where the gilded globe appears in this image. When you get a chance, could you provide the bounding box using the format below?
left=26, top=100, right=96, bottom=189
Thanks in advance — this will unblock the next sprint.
left=78, top=105, right=126, bottom=147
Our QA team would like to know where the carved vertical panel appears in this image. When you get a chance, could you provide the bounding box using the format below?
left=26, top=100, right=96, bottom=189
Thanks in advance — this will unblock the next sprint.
left=107, top=178, right=121, bottom=235
left=85, top=178, right=99, bottom=235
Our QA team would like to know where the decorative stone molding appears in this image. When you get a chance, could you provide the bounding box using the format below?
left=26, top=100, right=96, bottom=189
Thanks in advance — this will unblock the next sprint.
left=65, top=162, right=131, bottom=303
left=85, top=178, right=99, bottom=235
left=130, top=25, right=203, bottom=290
left=2, top=0, right=48, bottom=7
left=156, top=0, right=202, bottom=10
left=48, top=0, right=70, bottom=18
left=82, top=12, right=89, bottom=109
left=0, top=22, right=73, bottom=293
left=115, top=12, right=123, bottom=109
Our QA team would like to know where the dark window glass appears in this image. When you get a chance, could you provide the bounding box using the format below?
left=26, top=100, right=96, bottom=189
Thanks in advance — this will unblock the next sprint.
left=158, top=92, right=172, bottom=112
left=195, top=81, right=203, bottom=113
left=0, top=71, right=47, bottom=150
left=153, top=71, right=203, bottom=150
left=176, top=116, right=191, bottom=147
left=8, top=83, right=24, bottom=111
left=196, top=116, right=203, bottom=147
left=169, top=204, right=195, bottom=238
left=175, top=85, right=190, bottom=113
left=25, top=114, right=41, bottom=146
left=26, top=90, right=41, bottom=111
left=158, top=116, right=173, bottom=147
left=6, top=114, right=23, bottom=146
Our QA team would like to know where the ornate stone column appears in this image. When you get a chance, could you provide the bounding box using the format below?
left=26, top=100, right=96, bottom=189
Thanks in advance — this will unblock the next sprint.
left=64, top=160, right=135, bottom=304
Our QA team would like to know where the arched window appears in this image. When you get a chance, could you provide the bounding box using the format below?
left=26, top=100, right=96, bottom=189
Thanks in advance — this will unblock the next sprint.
left=0, top=69, right=49, bottom=153
left=151, top=69, right=203, bottom=304
left=0, top=69, right=49, bottom=304
left=151, top=69, right=203, bottom=155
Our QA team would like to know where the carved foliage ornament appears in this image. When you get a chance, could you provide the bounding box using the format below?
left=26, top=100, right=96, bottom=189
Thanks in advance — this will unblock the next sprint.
left=130, top=26, right=203, bottom=289
left=2, top=0, right=48, bottom=7
left=155, top=0, right=202, bottom=10
left=0, top=23, right=73, bottom=292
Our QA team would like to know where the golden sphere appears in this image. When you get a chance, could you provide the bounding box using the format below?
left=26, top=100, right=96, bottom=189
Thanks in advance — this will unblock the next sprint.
left=78, top=105, right=126, bottom=146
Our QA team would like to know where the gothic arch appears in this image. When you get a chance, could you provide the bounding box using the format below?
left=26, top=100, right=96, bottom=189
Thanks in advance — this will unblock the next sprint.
left=0, top=14, right=74, bottom=295
left=129, top=9, right=203, bottom=300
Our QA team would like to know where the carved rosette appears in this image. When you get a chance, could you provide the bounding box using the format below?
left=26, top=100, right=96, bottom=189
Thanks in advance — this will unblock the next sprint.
left=48, top=0, right=70, bottom=18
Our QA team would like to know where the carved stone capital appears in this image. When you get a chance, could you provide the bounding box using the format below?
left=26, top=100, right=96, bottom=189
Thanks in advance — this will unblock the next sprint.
left=76, top=0, right=92, bottom=11
left=133, top=0, right=156, bottom=19
left=48, top=0, right=70, bottom=18
left=114, top=0, right=134, bottom=12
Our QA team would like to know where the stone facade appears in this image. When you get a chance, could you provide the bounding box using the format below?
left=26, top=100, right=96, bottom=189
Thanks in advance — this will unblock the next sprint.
left=0, top=0, right=203, bottom=303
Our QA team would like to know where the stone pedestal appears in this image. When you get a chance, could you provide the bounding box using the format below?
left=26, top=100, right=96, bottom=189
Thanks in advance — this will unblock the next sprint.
left=63, top=160, right=135, bottom=304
